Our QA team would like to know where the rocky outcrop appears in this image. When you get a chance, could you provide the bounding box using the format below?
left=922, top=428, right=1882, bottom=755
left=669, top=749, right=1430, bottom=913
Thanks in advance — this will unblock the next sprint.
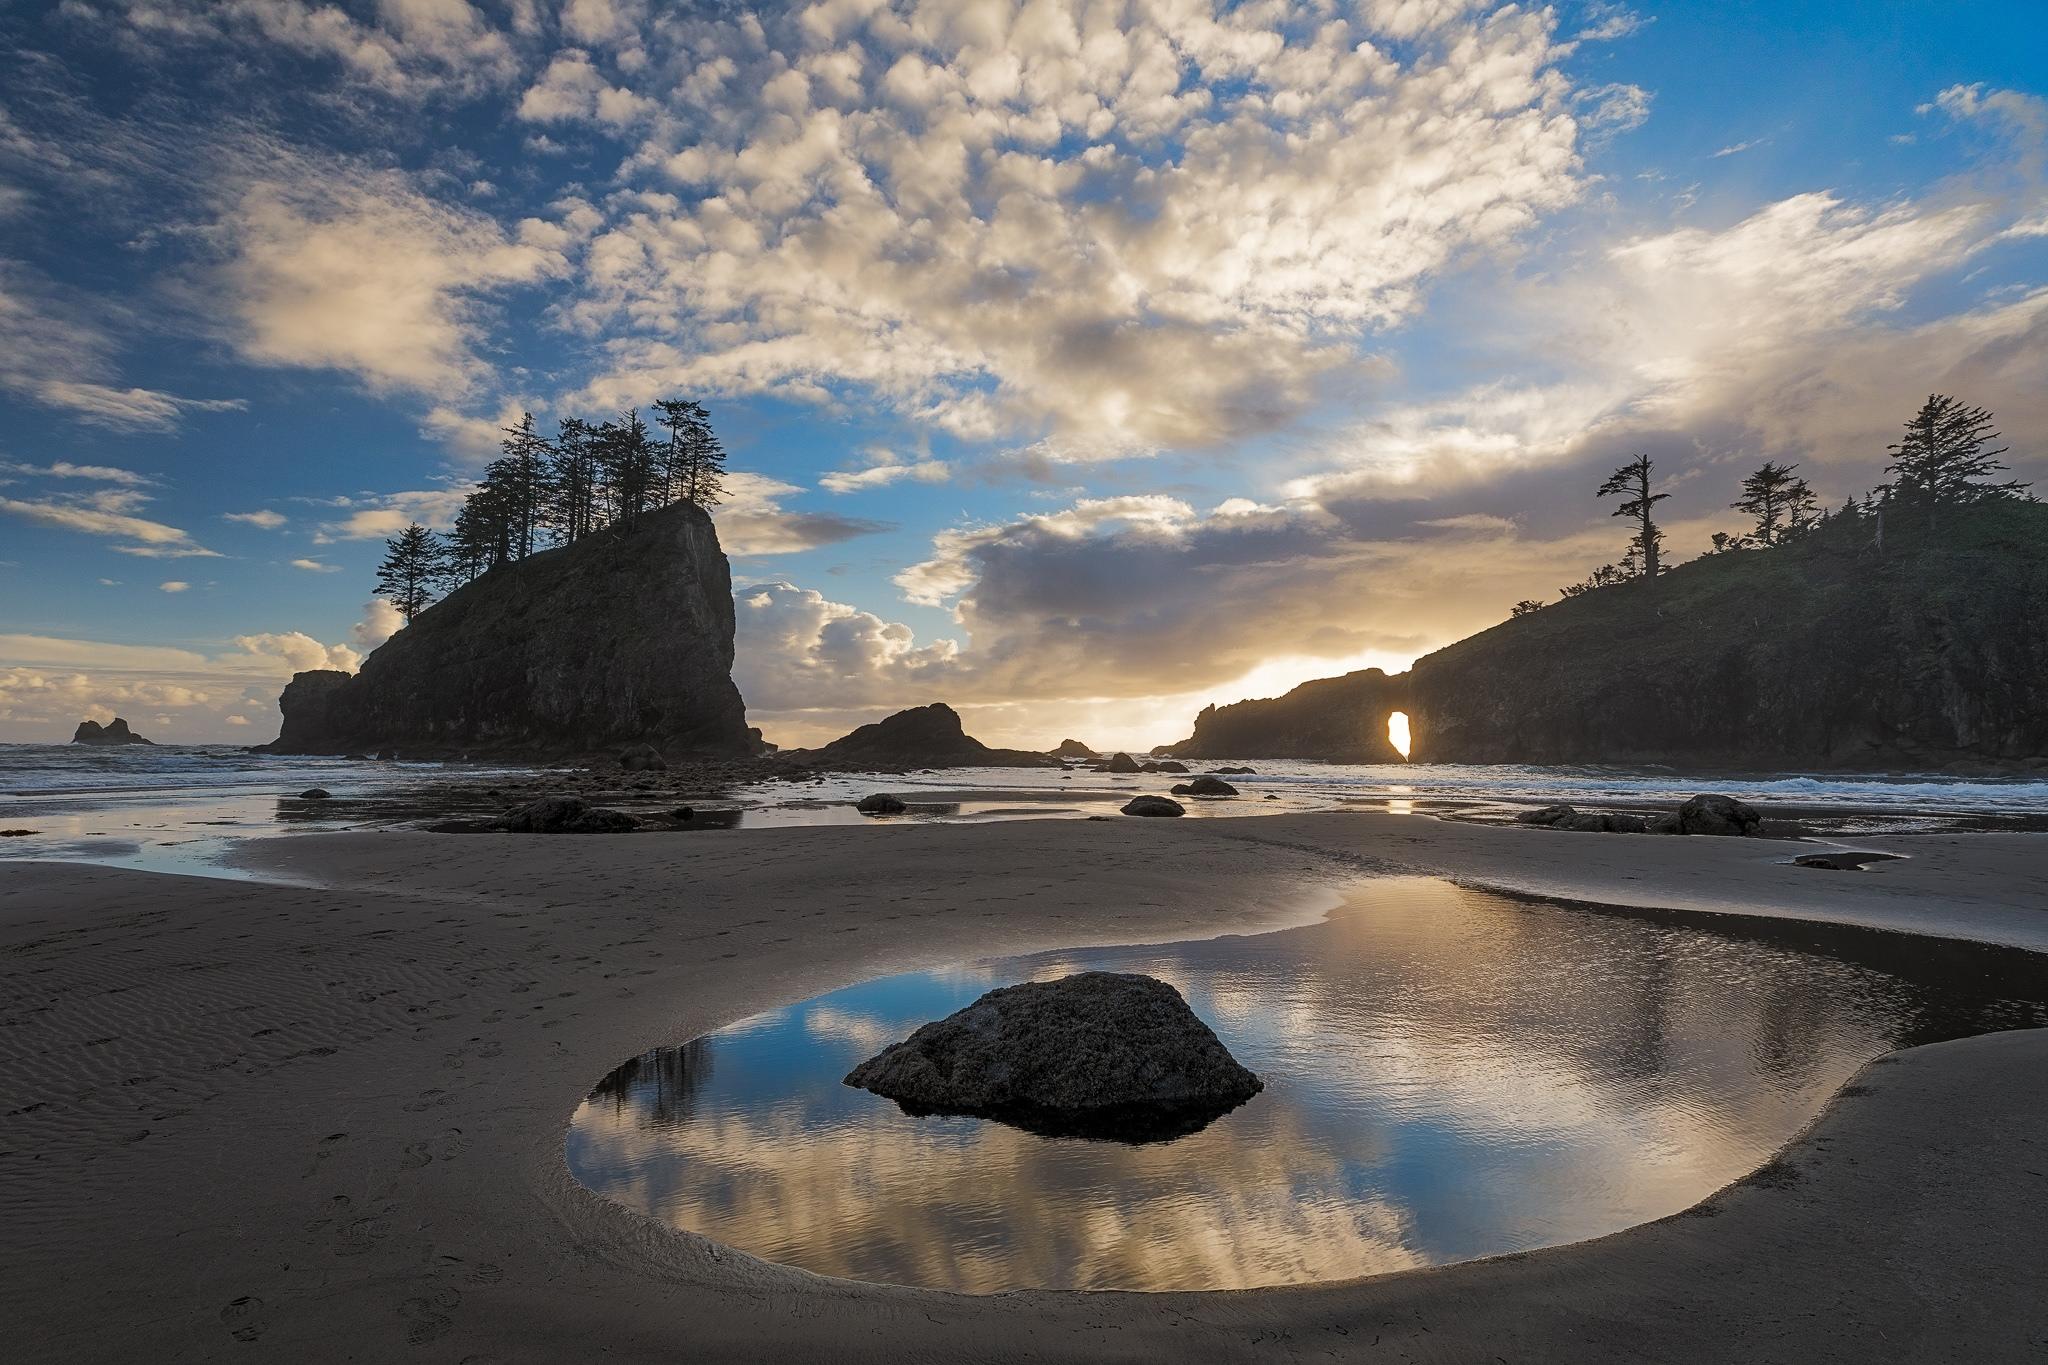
left=1104, top=752, right=1142, bottom=773
left=844, top=972, right=1262, bottom=1140
left=1170, top=669, right=1409, bottom=763
left=798, top=703, right=1057, bottom=769
left=72, top=717, right=153, bottom=745
left=1516, top=805, right=1648, bottom=833
left=264, top=501, right=749, bottom=759
left=855, top=793, right=907, bottom=815
left=1409, top=501, right=2048, bottom=770
left=1121, top=795, right=1184, bottom=817
left=1052, top=739, right=1098, bottom=759
left=492, top=796, right=637, bottom=833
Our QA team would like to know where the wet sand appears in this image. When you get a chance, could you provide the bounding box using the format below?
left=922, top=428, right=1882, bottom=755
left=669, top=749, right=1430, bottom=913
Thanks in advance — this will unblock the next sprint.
left=2, top=812, right=2043, bottom=1362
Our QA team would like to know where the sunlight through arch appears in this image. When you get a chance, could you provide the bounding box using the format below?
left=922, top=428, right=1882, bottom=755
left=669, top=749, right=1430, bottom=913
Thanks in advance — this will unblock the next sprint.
left=1387, top=711, right=1411, bottom=760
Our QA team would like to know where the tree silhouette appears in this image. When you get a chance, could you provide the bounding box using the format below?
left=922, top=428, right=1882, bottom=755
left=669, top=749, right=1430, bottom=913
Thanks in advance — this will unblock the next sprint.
left=496, top=412, right=550, bottom=559
left=654, top=398, right=727, bottom=507
left=546, top=416, right=601, bottom=544
left=597, top=409, right=659, bottom=531
left=1732, top=461, right=1819, bottom=546
left=1596, top=453, right=1667, bottom=579
left=1510, top=599, right=1546, bottom=617
left=375, top=523, right=446, bottom=624
left=1876, top=395, right=2029, bottom=522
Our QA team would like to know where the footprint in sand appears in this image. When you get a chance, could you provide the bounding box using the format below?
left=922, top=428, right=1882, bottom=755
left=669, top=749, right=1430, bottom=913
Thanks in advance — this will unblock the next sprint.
left=399, top=1286, right=462, bottom=1345
left=403, top=1088, right=454, bottom=1113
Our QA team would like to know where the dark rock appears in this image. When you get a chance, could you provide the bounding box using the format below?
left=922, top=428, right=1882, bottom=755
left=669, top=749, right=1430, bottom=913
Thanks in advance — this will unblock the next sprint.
left=71, top=717, right=154, bottom=746
left=669, top=806, right=695, bottom=821
left=375, top=749, right=397, bottom=762
left=619, top=743, right=667, bottom=772
left=1520, top=805, right=1644, bottom=832
left=1677, top=793, right=1764, bottom=836
left=343, top=753, right=369, bottom=761
left=1153, top=760, right=1190, bottom=774
left=1, top=829, right=38, bottom=837
left=1406, top=501, right=2048, bottom=769
left=298, top=788, right=332, bottom=800
left=843, top=971, right=1262, bottom=1141
left=1121, top=795, right=1185, bottom=817
left=1138, top=762, right=1161, bottom=772
left=262, top=501, right=749, bottom=759
left=855, top=793, right=908, bottom=815
left=798, top=703, right=1057, bottom=770
left=1648, top=812, right=1683, bottom=834
left=1051, top=739, right=1098, bottom=759
left=493, top=796, right=637, bottom=833
left=1167, top=669, right=1408, bottom=763
left=1215, top=765, right=1257, bottom=775
left=1184, top=775, right=1238, bottom=796
left=1793, top=851, right=1902, bottom=871
left=1104, top=752, right=1143, bottom=773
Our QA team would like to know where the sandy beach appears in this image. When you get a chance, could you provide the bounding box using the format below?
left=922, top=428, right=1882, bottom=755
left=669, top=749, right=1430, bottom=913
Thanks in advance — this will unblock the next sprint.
left=2, top=812, right=2044, bottom=1362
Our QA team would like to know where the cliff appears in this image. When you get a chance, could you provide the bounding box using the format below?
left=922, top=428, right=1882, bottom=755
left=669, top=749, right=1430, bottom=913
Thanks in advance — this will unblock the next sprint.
left=1408, top=500, right=2048, bottom=770
left=264, top=500, right=750, bottom=758
left=1170, top=669, right=1409, bottom=763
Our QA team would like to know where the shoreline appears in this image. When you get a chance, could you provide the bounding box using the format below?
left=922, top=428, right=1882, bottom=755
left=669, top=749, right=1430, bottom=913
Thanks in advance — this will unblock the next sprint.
left=2, top=814, right=2044, bottom=1361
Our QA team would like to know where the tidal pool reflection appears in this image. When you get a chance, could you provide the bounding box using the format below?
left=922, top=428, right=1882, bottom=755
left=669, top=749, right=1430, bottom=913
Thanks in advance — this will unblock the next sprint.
left=567, top=878, right=2047, bottom=1292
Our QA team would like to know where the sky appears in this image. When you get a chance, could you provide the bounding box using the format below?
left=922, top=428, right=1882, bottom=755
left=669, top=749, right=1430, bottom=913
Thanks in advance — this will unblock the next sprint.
left=0, top=0, right=2043, bottom=750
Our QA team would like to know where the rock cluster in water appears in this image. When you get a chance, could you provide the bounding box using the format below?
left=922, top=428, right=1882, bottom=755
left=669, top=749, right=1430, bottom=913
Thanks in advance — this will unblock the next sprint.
left=795, top=703, right=1057, bottom=770
left=72, top=717, right=153, bottom=745
left=844, top=971, right=1262, bottom=1141
left=1516, top=792, right=1766, bottom=836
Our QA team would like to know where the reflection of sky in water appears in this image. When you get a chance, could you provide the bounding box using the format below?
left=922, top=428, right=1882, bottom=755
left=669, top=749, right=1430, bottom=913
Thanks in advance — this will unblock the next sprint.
left=567, top=878, right=2048, bottom=1292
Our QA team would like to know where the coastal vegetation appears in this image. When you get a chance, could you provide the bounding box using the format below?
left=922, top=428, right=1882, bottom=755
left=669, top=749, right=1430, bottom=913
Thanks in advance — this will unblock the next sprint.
left=373, top=402, right=730, bottom=623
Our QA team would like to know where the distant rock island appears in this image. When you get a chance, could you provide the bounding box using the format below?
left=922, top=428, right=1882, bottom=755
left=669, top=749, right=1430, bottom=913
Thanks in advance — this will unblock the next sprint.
left=263, top=501, right=750, bottom=759
left=72, top=717, right=153, bottom=746
left=796, top=703, right=1058, bottom=769
left=1171, top=501, right=2048, bottom=772
left=1171, top=669, right=1409, bottom=763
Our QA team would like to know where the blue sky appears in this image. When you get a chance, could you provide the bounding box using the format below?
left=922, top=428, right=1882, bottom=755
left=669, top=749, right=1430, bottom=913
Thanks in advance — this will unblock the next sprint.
left=1, top=0, right=2043, bottom=746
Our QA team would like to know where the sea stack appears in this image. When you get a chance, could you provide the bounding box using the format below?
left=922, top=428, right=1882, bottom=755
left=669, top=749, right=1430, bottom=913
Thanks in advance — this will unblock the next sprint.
left=261, top=501, right=750, bottom=759
left=72, top=717, right=154, bottom=745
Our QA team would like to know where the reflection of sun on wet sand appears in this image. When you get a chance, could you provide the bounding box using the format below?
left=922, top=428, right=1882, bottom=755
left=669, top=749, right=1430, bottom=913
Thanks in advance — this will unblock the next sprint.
left=0, top=813, right=2043, bottom=1362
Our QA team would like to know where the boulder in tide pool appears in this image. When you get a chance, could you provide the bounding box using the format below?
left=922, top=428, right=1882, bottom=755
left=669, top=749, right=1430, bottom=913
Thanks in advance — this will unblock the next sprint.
left=1121, top=795, right=1185, bottom=817
left=299, top=788, right=332, bottom=800
left=855, top=793, right=907, bottom=815
left=1103, top=752, right=1142, bottom=773
left=844, top=971, right=1262, bottom=1140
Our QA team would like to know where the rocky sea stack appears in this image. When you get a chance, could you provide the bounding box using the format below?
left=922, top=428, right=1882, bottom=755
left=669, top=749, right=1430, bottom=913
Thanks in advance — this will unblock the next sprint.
left=72, top=717, right=153, bottom=746
left=263, top=501, right=749, bottom=759
left=844, top=971, right=1262, bottom=1141
left=798, top=703, right=1057, bottom=769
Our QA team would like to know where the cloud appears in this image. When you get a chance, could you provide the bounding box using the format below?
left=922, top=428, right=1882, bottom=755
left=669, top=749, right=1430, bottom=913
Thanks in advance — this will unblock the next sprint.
left=713, top=471, right=889, bottom=556
left=313, top=488, right=472, bottom=542
left=230, top=631, right=359, bottom=673
left=0, top=259, right=244, bottom=430
left=224, top=509, right=287, bottom=528
left=158, top=580, right=189, bottom=592
left=349, top=599, right=404, bottom=654
left=820, top=458, right=951, bottom=493
left=0, top=493, right=220, bottom=558
left=212, top=165, right=567, bottom=397
left=289, top=558, right=340, bottom=572
left=1, top=460, right=153, bottom=486
left=559, top=0, right=1591, bottom=451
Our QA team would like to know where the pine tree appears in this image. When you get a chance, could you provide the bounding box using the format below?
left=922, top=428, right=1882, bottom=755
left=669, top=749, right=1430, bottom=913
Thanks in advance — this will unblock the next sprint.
left=546, top=416, right=601, bottom=544
left=374, top=522, right=446, bottom=624
left=497, top=412, right=550, bottom=559
left=596, top=409, right=659, bottom=530
left=1731, top=461, right=1819, bottom=546
left=654, top=398, right=727, bottom=507
left=1596, top=453, right=1668, bottom=579
left=1876, top=395, right=2029, bottom=523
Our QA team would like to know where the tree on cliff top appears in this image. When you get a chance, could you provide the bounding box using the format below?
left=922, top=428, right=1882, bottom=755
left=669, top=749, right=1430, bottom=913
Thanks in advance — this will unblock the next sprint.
left=1876, top=395, right=2030, bottom=522
left=1596, top=453, right=1668, bottom=579
left=375, top=523, right=446, bottom=624
left=1732, top=461, right=1819, bottom=546
left=653, top=398, right=727, bottom=507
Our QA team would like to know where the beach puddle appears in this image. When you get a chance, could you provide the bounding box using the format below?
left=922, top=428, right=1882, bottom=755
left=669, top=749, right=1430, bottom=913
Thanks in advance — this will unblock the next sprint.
left=570, top=877, right=2047, bottom=1292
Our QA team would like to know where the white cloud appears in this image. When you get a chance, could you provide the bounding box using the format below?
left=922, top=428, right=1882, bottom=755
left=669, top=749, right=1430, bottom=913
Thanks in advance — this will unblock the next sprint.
left=0, top=493, right=220, bottom=558
left=349, top=599, right=404, bottom=653
left=158, top=580, right=189, bottom=592
left=213, top=165, right=567, bottom=397
left=224, top=509, right=287, bottom=528
left=289, top=557, right=340, bottom=572
left=713, top=471, right=888, bottom=556
left=313, top=488, right=472, bottom=542
left=0, top=259, right=244, bottom=430
left=820, top=458, right=951, bottom=493
left=231, top=631, right=359, bottom=673
left=1, top=460, right=153, bottom=485
left=559, top=0, right=1590, bottom=451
